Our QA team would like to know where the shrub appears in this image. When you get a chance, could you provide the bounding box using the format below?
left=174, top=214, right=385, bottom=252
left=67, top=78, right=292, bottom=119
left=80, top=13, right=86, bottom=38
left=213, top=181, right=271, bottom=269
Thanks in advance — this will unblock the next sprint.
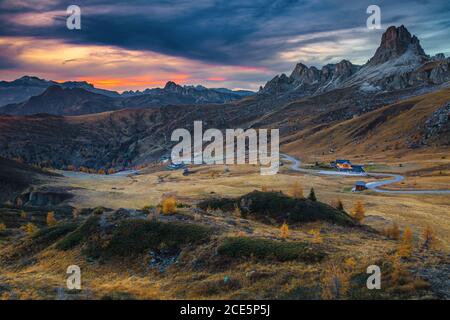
left=161, top=196, right=177, bottom=215
left=142, top=205, right=155, bottom=215
left=22, top=223, right=38, bottom=235
left=351, top=201, right=365, bottom=222
left=217, top=237, right=325, bottom=262
left=199, top=191, right=355, bottom=226
left=46, top=212, right=57, bottom=227
left=343, top=257, right=357, bottom=271
left=321, top=264, right=350, bottom=299
left=398, top=227, right=414, bottom=257
left=239, top=191, right=355, bottom=226
left=197, top=197, right=236, bottom=212
left=384, top=222, right=400, bottom=240
left=280, top=222, right=289, bottom=239
left=308, top=188, right=317, bottom=201
left=308, top=228, right=322, bottom=244
left=92, top=207, right=104, bottom=215
left=56, top=216, right=100, bottom=250
left=333, top=199, right=344, bottom=211
left=232, top=205, right=242, bottom=218
left=32, top=222, right=78, bottom=246
left=20, top=211, right=27, bottom=219
left=102, top=220, right=211, bottom=257
left=422, top=226, right=437, bottom=250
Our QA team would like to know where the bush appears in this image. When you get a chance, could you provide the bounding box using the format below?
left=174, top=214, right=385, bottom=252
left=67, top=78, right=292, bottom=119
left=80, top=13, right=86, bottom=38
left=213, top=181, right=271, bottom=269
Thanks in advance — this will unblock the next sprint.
left=161, top=196, right=177, bottom=215
left=22, top=223, right=38, bottom=235
left=308, top=188, right=317, bottom=201
left=333, top=199, right=344, bottom=211
left=422, top=226, right=437, bottom=250
left=217, top=237, right=326, bottom=262
left=102, top=220, right=211, bottom=257
left=197, top=197, right=236, bottom=212
left=56, top=216, right=100, bottom=250
left=198, top=191, right=355, bottom=226
left=280, top=222, right=289, bottom=239
left=46, top=212, right=57, bottom=227
left=32, top=222, right=78, bottom=246
left=239, top=191, right=355, bottom=226
left=384, top=222, right=400, bottom=240
left=92, top=207, right=105, bottom=215
left=398, top=227, right=414, bottom=257
left=351, top=201, right=365, bottom=222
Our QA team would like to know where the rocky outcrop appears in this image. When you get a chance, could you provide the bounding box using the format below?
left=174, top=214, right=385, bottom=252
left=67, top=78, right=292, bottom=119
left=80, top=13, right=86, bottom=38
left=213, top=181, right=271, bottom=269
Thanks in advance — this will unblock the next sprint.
left=422, top=102, right=450, bottom=145
left=366, top=25, right=426, bottom=66
left=261, top=60, right=359, bottom=95
left=261, top=25, right=450, bottom=95
left=260, top=74, right=294, bottom=95
left=15, top=188, right=73, bottom=207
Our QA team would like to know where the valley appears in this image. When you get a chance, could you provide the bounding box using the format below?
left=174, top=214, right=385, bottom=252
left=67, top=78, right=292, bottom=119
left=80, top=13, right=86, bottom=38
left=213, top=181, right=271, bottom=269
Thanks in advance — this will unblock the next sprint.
left=0, top=155, right=449, bottom=299
left=0, top=24, right=449, bottom=301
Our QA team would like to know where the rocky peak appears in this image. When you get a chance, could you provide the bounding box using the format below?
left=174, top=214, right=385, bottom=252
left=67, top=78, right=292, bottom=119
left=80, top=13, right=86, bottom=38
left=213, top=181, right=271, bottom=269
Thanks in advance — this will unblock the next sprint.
left=261, top=74, right=293, bottom=95
left=367, top=25, right=426, bottom=66
left=334, top=60, right=356, bottom=77
left=164, top=81, right=184, bottom=93
left=290, top=63, right=320, bottom=85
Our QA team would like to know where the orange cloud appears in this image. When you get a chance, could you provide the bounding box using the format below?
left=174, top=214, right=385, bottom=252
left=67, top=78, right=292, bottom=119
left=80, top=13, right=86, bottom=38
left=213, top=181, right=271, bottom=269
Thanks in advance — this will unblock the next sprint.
left=207, top=77, right=226, bottom=81
left=0, top=36, right=267, bottom=91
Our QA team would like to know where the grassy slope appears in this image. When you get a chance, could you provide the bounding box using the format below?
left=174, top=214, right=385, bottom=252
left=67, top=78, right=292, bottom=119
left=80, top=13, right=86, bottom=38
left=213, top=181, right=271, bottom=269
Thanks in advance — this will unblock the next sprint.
left=282, top=87, right=450, bottom=161
left=0, top=157, right=58, bottom=203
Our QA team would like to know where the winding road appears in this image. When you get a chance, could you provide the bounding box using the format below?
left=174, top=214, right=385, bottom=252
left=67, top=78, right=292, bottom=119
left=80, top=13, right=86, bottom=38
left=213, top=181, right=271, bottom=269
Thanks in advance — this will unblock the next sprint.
left=281, top=153, right=450, bottom=195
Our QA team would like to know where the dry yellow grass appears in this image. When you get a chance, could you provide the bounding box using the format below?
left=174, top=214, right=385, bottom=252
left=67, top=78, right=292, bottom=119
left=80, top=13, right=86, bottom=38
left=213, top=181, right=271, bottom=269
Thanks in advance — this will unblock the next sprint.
left=35, top=158, right=449, bottom=252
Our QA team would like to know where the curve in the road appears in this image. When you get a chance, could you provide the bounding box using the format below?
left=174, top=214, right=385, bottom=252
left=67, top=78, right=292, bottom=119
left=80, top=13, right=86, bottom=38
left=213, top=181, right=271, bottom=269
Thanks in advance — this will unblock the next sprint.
left=281, top=153, right=450, bottom=195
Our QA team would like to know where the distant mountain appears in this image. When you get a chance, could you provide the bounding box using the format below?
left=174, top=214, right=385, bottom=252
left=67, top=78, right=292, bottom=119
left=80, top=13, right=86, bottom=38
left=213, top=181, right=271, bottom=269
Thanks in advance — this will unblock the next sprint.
left=0, top=76, right=120, bottom=107
left=0, top=86, right=121, bottom=116
left=121, top=81, right=254, bottom=101
left=0, top=76, right=254, bottom=115
left=260, top=25, right=450, bottom=96
left=0, top=80, right=254, bottom=116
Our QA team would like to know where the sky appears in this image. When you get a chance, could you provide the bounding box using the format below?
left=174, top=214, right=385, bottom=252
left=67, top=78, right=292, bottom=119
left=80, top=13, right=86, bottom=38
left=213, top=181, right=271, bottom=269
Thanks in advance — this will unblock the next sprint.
left=0, top=0, right=449, bottom=92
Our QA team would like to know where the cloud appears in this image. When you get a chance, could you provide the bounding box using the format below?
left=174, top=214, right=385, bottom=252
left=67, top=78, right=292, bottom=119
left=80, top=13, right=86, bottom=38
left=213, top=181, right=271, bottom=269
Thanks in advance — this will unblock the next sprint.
left=0, top=0, right=449, bottom=90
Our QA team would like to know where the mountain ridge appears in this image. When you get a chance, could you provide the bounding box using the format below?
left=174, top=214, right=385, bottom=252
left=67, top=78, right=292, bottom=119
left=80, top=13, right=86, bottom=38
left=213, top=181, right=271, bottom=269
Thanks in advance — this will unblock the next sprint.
left=260, top=25, right=449, bottom=96
left=0, top=25, right=448, bottom=169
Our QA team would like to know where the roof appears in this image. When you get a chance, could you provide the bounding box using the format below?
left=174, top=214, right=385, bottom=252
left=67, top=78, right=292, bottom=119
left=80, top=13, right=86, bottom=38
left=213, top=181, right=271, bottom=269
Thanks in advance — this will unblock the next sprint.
left=355, top=181, right=366, bottom=186
left=336, top=159, right=351, bottom=164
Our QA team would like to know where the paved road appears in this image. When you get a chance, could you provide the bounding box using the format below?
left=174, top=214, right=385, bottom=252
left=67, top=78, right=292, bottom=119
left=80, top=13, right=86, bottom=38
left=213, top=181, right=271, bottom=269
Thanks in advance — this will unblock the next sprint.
left=281, top=153, right=450, bottom=195
left=60, top=169, right=139, bottom=180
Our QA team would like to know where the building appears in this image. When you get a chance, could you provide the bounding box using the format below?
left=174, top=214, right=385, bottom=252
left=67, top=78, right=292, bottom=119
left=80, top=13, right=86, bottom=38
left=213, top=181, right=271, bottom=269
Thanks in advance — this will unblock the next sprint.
left=331, top=159, right=365, bottom=173
left=167, top=163, right=185, bottom=170
left=353, top=181, right=367, bottom=192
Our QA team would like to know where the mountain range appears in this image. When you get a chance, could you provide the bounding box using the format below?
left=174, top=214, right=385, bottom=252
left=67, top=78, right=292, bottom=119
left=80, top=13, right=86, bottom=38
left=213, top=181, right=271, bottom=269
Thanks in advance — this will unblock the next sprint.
left=0, top=77, right=253, bottom=114
left=261, top=25, right=450, bottom=96
left=0, top=25, right=448, bottom=170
